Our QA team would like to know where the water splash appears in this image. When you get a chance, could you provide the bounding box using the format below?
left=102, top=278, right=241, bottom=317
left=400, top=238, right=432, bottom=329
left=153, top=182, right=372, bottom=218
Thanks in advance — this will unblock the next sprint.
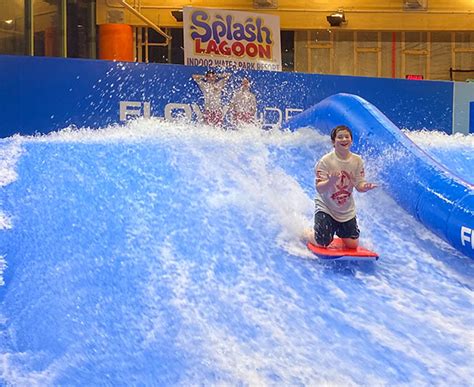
left=406, top=130, right=474, bottom=183
left=0, top=121, right=472, bottom=385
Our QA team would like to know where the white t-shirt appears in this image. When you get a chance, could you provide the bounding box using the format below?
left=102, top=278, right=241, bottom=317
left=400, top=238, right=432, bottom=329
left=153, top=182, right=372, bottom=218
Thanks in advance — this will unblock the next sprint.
left=230, top=89, right=257, bottom=115
left=195, top=78, right=227, bottom=112
left=315, top=151, right=365, bottom=222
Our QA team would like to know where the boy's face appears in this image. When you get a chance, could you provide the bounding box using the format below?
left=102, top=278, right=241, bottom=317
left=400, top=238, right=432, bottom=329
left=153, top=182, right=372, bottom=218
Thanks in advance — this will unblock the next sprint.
left=206, top=73, right=216, bottom=82
left=333, top=129, right=353, bottom=152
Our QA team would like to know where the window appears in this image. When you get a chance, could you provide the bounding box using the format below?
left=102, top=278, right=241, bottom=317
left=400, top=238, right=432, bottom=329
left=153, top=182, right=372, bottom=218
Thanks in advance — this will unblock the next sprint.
left=0, top=0, right=25, bottom=55
left=281, top=30, right=294, bottom=71
left=34, top=0, right=62, bottom=57
left=67, top=0, right=96, bottom=59
left=138, top=27, right=183, bottom=64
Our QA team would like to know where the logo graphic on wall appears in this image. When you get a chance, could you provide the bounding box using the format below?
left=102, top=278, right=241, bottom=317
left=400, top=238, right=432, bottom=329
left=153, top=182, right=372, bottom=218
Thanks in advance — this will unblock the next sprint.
left=183, top=6, right=282, bottom=71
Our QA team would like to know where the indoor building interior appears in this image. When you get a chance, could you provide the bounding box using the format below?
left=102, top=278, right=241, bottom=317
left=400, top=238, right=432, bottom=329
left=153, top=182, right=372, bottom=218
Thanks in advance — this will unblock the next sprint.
left=0, top=0, right=473, bottom=80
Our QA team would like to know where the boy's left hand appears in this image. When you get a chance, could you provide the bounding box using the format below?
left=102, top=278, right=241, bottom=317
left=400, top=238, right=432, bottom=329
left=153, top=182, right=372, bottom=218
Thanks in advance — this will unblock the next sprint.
left=363, top=182, right=378, bottom=191
left=358, top=182, right=378, bottom=192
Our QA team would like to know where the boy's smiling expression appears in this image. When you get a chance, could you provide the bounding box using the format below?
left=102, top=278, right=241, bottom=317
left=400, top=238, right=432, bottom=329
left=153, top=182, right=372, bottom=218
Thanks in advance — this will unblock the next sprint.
left=333, top=129, right=353, bottom=157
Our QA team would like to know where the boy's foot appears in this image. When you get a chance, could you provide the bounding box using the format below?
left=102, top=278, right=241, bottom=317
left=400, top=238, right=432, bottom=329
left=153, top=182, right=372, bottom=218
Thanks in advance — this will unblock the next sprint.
left=301, top=228, right=316, bottom=245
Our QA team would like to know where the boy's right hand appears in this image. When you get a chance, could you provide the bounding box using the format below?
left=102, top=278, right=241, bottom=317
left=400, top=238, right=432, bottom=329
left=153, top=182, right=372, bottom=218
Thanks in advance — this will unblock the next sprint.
left=327, top=172, right=340, bottom=185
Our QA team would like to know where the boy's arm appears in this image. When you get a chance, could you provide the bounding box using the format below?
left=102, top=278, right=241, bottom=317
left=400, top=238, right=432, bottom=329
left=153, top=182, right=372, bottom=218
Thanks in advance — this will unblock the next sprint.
left=216, top=73, right=230, bottom=88
left=316, top=173, right=339, bottom=193
left=356, top=181, right=378, bottom=192
left=192, top=74, right=204, bottom=83
left=192, top=75, right=205, bottom=92
left=315, top=161, right=338, bottom=193
left=354, top=157, right=377, bottom=192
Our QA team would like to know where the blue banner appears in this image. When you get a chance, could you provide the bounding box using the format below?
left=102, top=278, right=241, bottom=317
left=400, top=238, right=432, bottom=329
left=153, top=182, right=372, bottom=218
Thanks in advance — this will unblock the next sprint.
left=0, top=55, right=457, bottom=137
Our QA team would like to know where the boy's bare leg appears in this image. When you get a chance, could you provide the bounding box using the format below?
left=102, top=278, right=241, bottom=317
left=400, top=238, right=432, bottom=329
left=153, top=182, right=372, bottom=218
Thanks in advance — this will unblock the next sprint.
left=342, top=238, right=359, bottom=249
left=302, top=228, right=317, bottom=245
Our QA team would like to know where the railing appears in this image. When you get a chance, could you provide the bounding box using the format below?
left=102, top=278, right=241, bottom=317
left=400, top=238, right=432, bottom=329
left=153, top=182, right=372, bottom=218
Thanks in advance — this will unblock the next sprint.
left=106, top=0, right=172, bottom=44
left=450, top=68, right=474, bottom=81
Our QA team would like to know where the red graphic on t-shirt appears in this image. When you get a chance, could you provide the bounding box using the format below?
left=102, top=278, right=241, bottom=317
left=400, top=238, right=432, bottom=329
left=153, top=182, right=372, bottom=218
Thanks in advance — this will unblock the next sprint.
left=330, top=171, right=352, bottom=206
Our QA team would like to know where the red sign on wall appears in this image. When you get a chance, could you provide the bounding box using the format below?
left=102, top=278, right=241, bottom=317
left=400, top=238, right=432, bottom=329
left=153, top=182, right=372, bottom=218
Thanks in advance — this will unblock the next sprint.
left=405, top=74, right=424, bottom=80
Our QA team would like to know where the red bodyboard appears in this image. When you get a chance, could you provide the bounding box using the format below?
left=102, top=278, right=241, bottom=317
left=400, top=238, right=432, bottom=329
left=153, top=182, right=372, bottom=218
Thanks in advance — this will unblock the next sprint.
left=307, top=238, right=379, bottom=261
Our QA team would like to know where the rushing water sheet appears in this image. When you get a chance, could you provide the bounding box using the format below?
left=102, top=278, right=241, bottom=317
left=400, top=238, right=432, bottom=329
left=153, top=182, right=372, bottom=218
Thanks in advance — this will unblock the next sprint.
left=406, top=130, right=474, bottom=184
left=0, top=120, right=472, bottom=385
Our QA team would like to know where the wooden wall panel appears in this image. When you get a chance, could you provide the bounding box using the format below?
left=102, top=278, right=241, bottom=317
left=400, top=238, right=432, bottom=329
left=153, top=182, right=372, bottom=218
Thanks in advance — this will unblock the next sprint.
left=97, top=0, right=474, bottom=31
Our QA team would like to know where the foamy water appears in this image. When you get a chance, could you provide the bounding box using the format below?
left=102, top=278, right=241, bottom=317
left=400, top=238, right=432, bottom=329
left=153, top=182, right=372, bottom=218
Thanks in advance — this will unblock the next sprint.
left=406, top=130, right=474, bottom=183
left=0, top=121, right=472, bottom=385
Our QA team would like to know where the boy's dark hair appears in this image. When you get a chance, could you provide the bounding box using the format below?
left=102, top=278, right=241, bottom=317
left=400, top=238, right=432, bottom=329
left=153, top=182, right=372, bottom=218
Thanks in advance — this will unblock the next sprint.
left=330, top=125, right=353, bottom=142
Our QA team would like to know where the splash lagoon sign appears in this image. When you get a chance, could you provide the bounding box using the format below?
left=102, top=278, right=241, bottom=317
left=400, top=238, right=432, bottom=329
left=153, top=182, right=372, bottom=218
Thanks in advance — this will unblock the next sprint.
left=183, top=7, right=281, bottom=71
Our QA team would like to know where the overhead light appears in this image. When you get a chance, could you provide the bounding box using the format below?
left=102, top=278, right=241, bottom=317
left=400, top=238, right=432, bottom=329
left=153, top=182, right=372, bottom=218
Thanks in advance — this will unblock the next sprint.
left=404, top=0, right=428, bottom=11
left=326, top=11, right=346, bottom=27
left=171, top=10, right=183, bottom=22
left=253, top=0, right=278, bottom=8
left=1, top=19, right=15, bottom=30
